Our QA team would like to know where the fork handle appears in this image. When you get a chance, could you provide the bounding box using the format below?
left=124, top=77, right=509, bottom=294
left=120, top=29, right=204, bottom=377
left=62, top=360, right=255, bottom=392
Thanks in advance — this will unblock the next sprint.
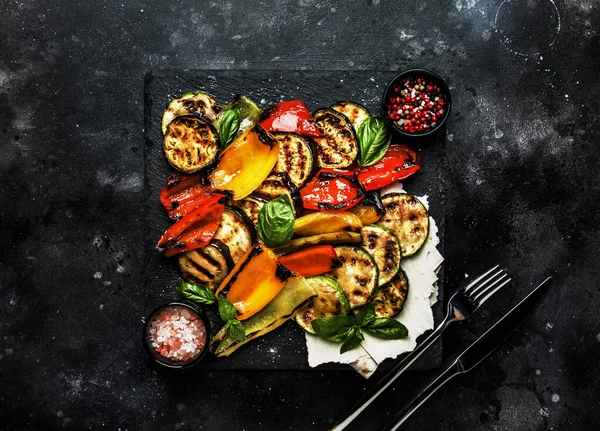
left=380, top=361, right=460, bottom=431
left=330, top=311, right=452, bottom=431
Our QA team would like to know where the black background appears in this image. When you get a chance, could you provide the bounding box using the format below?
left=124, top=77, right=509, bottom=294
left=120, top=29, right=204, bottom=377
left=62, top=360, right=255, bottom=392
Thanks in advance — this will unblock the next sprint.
left=1, top=0, right=599, bottom=430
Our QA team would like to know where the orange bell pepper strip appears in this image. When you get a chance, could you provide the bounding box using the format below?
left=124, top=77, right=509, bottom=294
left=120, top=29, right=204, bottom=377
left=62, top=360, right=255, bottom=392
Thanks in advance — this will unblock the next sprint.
left=208, top=124, right=280, bottom=200
left=216, top=244, right=293, bottom=320
left=279, top=245, right=340, bottom=278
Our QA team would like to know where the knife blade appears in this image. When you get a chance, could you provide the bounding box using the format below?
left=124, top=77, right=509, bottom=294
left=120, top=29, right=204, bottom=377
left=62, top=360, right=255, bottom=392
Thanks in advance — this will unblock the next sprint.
left=382, top=276, right=553, bottom=431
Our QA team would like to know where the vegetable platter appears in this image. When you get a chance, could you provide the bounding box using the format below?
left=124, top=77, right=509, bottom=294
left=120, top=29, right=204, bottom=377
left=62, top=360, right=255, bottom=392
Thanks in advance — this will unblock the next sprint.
left=143, top=70, right=446, bottom=370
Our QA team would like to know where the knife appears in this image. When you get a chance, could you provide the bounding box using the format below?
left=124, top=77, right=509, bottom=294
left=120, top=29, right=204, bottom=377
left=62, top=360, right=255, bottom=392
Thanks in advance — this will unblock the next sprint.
left=381, top=276, right=553, bottom=431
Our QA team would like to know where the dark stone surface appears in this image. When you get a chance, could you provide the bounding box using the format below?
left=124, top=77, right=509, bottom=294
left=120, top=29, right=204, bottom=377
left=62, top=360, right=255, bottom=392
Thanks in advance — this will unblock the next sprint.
left=0, top=0, right=598, bottom=430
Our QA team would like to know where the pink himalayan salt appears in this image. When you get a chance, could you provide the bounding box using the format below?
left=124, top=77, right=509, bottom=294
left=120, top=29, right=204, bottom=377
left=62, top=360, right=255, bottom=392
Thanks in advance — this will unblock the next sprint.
left=148, top=306, right=206, bottom=362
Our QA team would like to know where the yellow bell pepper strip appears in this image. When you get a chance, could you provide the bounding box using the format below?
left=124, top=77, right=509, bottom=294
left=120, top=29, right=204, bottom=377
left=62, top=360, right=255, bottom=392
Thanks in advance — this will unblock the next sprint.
left=212, top=276, right=316, bottom=356
left=293, top=210, right=362, bottom=237
left=208, top=124, right=280, bottom=200
left=216, top=243, right=293, bottom=320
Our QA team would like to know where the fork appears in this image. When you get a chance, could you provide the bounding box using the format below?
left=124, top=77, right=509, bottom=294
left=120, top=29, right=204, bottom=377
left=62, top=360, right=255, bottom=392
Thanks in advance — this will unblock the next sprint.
left=330, top=265, right=511, bottom=431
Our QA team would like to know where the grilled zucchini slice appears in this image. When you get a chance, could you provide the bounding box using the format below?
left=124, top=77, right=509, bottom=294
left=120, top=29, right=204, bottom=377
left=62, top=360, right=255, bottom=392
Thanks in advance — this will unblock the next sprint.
left=213, top=207, right=256, bottom=264
left=330, top=101, right=370, bottom=133
left=327, top=246, right=379, bottom=309
left=312, top=108, right=359, bottom=169
left=272, top=231, right=362, bottom=255
left=361, top=225, right=401, bottom=286
left=294, top=276, right=351, bottom=334
left=229, top=195, right=267, bottom=227
left=379, top=193, right=429, bottom=257
left=161, top=92, right=221, bottom=134
left=272, top=132, right=317, bottom=188
left=163, top=115, right=220, bottom=173
left=371, top=269, right=409, bottom=318
left=251, top=172, right=303, bottom=217
left=178, top=240, right=233, bottom=290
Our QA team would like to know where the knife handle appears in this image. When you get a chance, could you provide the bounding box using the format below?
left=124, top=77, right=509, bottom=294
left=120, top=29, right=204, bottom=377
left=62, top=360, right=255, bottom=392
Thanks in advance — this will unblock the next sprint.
left=380, top=361, right=460, bottom=431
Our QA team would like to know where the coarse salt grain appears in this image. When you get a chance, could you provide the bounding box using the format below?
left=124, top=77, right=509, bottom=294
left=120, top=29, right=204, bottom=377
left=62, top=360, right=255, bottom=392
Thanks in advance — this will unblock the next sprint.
left=148, top=306, right=206, bottom=362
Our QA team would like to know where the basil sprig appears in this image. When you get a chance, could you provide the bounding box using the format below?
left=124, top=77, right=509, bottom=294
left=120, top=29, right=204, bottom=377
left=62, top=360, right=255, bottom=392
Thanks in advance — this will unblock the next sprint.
left=219, top=107, right=241, bottom=148
left=311, top=303, right=408, bottom=354
left=218, top=295, right=245, bottom=342
left=257, top=194, right=295, bottom=247
left=356, top=115, right=392, bottom=167
left=176, top=281, right=216, bottom=305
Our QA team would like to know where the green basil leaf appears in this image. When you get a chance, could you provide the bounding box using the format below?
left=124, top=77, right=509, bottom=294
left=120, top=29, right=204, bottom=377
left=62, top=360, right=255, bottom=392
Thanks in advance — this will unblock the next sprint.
left=340, top=327, right=364, bottom=354
left=257, top=195, right=295, bottom=247
left=356, top=115, right=392, bottom=167
left=364, top=319, right=409, bottom=339
left=176, top=281, right=216, bottom=305
left=219, top=107, right=241, bottom=148
left=311, top=315, right=356, bottom=343
left=355, top=303, right=376, bottom=328
left=227, top=319, right=246, bottom=342
left=218, top=295, right=237, bottom=322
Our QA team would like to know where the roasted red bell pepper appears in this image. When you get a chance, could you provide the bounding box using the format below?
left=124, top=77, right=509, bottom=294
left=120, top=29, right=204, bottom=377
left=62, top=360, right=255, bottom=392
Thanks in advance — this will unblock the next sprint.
left=355, top=145, right=421, bottom=191
left=300, top=168, right=365, bottom=210
left=159, top=173, right=215, bottom=220
left=156, top=194, right=225, bottom=257
left=279, top=245, right=340, bottom=278
left=259, top=100, right=321, bottom=137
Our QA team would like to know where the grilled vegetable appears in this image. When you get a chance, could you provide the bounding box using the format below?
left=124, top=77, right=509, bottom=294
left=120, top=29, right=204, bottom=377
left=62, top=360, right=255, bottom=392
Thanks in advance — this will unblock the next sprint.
left=214, top=95, right=262, bottom=147
left=163, top=115, right=220, bottom=173
left=216, top=244, right=293, bottom=320
left=178, top=240, right=233, bottom=290
left=294, top=276, right=351, bottom=334
left=356, top=145, right=421, bottom=191
left=330, top=101, right=370, bottom=133
left=257, top=195, right=295, bottom=247
left=260, top=100, right=321, bottom=137
left=379, top=193, right=429, bottom=257
left=327, top=245, right=379, bottom=309
left=272, top=132, right=317, bottom=188
left=312, top=108, right=358, bottom=169
left=161, top=92, right=221, bottom=134
left=348, top=191, right=386, bottom=225
left=156, top=194, right=225, bottom=257
left=293, top=211, right=362, bottom=237
left=212, top=276, right=316, bottom=356
left=159, top=172, right=214, bottom=221
left=372, top=269, right=409, bottom=318
left=212, top=207, right=255, bottom=264
left=361, top=225, right=401, bottom=286
left=356, top=115, right=392, bottom=167
left=208, top=124, right=279, bottom=200
left=279, top=245, right=340, bottom=278
left=229, top=195, right=267, bottom=227
left=300, top=168, right=365, bottom=211
left=252, top=172, right=303, bottom=217
left=272, top=231, right=362, bottom=255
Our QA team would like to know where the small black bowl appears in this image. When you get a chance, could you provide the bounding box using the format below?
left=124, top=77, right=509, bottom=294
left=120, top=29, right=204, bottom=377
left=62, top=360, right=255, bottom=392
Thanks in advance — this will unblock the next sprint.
left=381, top=69, right=451, bottom=139
left=143, top=301, right=211, bottom=370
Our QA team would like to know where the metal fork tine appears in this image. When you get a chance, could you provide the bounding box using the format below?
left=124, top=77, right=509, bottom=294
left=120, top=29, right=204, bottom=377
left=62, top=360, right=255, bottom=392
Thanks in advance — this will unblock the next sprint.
left=468, top=269, right=507, bottom=298
left=463, top=265, right=500, bottom=293
left=473, top=276, right=511, bottom=304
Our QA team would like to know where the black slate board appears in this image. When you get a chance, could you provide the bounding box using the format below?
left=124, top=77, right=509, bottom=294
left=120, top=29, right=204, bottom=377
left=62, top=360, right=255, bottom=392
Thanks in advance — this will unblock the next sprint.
left=143, top=70, right=445, bottom=370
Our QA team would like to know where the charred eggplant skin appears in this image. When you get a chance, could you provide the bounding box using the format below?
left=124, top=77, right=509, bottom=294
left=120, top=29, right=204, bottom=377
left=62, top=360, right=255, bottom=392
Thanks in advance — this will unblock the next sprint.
left=312, top=108, right=359, bottom=169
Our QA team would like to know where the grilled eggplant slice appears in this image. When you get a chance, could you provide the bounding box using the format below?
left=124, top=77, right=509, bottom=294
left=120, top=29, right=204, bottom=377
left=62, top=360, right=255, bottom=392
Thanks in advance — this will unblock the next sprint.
left=348, top=191, right=386, bottom=225
left=272, top=132, right=317, bottom=188
left=212, top=207, right=256, bottom=264
left=294, top=276, right=351, bottom=334
left=229, top=195, right=267, bottom=227
left=372, top=269, right=409, bottom=318
left=178, top=240, right=233, bottom=290
left=251, top=172, right=303, bottom=217
left=361, top=225, right=401, bottom=286
left=330, top=101, right=370, bottom=133
left=161, top=92, right=221, bottom=134
left=163, top=115, right=220, bottom=173
left=327, top=245, right=379, bottom=309
left=312, top=108, right=359, bottom=169
left=379, top=193, right=429, bottom=257
left=272, top=231, right=362, bottom=255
